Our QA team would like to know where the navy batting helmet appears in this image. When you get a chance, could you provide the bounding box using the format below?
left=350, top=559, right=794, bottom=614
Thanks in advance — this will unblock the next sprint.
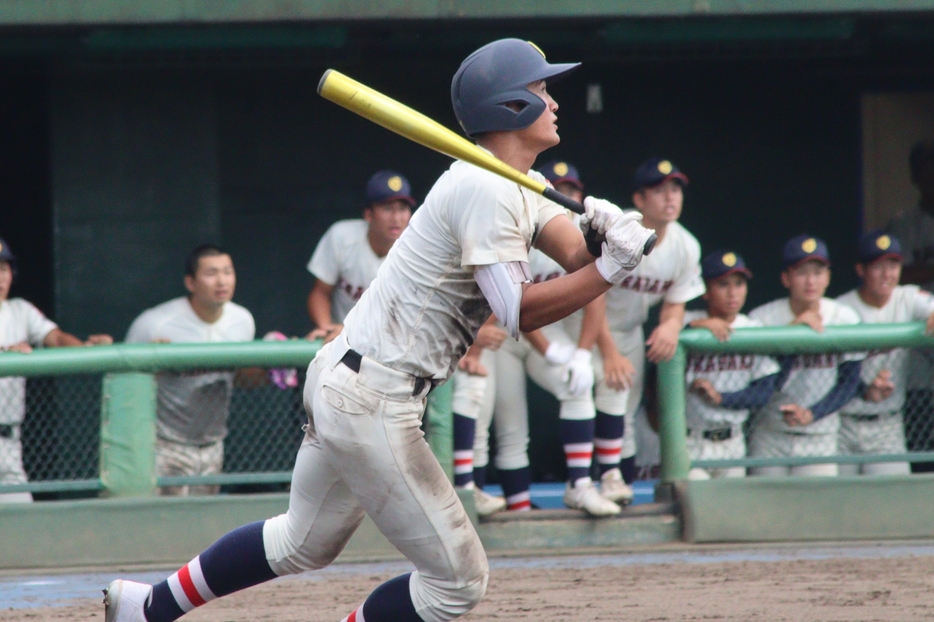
left=0, top=237, right=17, bottom=278
left=451, top=39, right=579, bottom=138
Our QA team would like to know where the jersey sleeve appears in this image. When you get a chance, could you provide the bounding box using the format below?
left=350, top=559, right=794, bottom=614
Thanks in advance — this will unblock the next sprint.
left=124, top=311, right=154, bottom=344
left=911, top=287, right=934, bottom=321
left=455, top=177, right=531, bottom=268
left=664, top=235, right=706, bottom=304
left=307, top=224, right=342, bottom=285
left=22, top=302, right=58, bottom=346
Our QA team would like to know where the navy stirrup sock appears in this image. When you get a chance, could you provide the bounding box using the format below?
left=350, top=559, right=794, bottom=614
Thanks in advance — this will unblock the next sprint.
left=594, top=410, right=625, bottom=477
left=453, top=413, right=477, bottom=487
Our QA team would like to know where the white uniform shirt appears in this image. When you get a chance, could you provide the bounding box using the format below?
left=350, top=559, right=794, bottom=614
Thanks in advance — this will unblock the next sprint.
left=837, top=286, right=934, bottom=415
left=343, top=159, right=564, bottom=380
left=0, top=299, right=58, bottom=425
left=307, top=219, right=384, bottom=323
left=748, top=297, right=862, bottom=434
left=604, top=220, right=705, bottom=334
left=683, top=311, right=780, bottom=426
left=125, top=297, right=256, bottom=445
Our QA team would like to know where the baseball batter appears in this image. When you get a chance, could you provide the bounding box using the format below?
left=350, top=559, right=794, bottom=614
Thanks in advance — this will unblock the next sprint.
left=104, top=38, right=654, bottom=622
left=307, top=170, right=415, bottom=343
left=685, top=250, right=780, bottom=480
left=125, top=244, right=255, bottom=496
left=0, top=237, right=112, bottom=502
left=747, top=235, right=863, bottom=477
left=836, top=231, right=934, bottom=475
left=588, top=158, right=704, bottom=503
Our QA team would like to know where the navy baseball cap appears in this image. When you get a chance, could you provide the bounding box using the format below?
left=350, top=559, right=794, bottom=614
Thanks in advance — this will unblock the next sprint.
left=365, top=171, right=416, bottom=207
left=633, top=157, right=689, bottom=190
left=782, top=234, right=830, bottom=269
left=857, top=230, right=903, bottom=264
left=701, top=250, right=753, bottom=281
left=541, top=160, right=583, bottom=190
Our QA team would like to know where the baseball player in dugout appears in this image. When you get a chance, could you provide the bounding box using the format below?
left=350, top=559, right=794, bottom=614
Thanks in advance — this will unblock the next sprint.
left=747, top=235, right=863, bottom=477
left=306, top=170, right=415, bottom=343
left=591, top=158, right=704, bottom=504
left=124, top=244, right=256, bottom=496
left=836, top=231, right=934, bottom=475
left=685, top=250, right=780, bottom=480
left=0, top=237, right=112, bottom=503
left=103, top=38, right=655, bottom=622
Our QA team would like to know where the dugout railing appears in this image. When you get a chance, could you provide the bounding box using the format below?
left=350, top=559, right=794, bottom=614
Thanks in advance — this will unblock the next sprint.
left=656, top=322, right=934, bottom=483
left=0, top=342, right=453, bottom=498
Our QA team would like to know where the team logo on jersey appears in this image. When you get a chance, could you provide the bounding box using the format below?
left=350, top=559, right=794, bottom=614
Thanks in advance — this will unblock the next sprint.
left=876, top=235, right=891, bottom=250
left=527, top=41, right=546, bottom=58
left=553, top=162, right=569, bottom=176
left=387, top=176, right=403, bottom=192
left=657, top=160, right=673, bottom=175
left=722, top=252, right=737, bottom=267
left=801, top=238, right=817, bottom=253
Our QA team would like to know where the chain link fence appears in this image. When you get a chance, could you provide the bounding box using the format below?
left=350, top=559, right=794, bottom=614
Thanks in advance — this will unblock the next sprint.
left=661, top=325, right=934, bottom=479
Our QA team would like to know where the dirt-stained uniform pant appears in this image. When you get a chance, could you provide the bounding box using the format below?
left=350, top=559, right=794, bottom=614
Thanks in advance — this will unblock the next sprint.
left=591, top=327, right=646, bottom=460
left=262, top=336, right=488, bottom=622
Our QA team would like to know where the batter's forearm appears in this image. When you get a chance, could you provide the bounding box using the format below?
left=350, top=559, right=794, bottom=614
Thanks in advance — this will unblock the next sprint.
left=518, top=264, right=611, bottom=333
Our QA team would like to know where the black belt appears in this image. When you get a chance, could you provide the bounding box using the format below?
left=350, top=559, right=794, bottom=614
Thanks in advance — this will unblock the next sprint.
left=340, top=349, right=434, bottom=397
left=0, top=424, right=14, bottom=439
left=846, top=411, right=897, bottom=422
left=688, top=427, right=733, bottom=442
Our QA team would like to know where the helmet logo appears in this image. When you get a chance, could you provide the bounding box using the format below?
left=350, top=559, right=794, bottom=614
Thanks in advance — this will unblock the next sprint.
left=553, top=162, right=569, bottom=176
left=527, top=41, right=546, bottom=58
left=387, top=176, right=403, bottom=192
left=722, top=252, right=737, bottom=267
left=876, top=235, right=891, bottom=250
left=802, top=238, right=817, bottom=253
left=658, top=160, right=673, bottom=174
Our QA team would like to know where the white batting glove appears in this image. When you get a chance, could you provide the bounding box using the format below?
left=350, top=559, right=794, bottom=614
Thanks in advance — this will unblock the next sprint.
left=565, top=348, right=595, bottom=396
left=595, top=212, right=655, bottom=284
left=544, top=341, right=576, bottom=366
left=578, top=197, right=624, bottom=238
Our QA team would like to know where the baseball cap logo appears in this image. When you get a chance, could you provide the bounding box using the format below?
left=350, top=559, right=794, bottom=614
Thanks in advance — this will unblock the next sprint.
left=553, top=162, right=569, bottom=176
left=657, top=160, right=673, bottom=175
left=722, top=252, right=737, bottom=267
left=527, top=41, right=546, bottom=58
left=876, top=235, right=891, bottom=250
left=802, top=238, right=817, bottom=253
left=387, top=176, right=403, bottom=192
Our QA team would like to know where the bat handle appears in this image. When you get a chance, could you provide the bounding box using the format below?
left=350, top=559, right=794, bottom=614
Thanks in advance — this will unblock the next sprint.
left=542, top=187, right=658, bottom=256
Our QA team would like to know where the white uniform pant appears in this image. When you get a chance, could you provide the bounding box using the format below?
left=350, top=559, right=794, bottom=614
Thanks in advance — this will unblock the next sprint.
left=686, top=424, right=746, bottom=480
left=0, top=428, right=32, bottom=503
left=592, top=327, right=645, bottom=459
left=263, top=337, right=488, bottom=622
left=837, top=412, right=910, bottom=476
left=474, top=336, right=595, bottom=470
left=748, top=424, right=839, bottom=477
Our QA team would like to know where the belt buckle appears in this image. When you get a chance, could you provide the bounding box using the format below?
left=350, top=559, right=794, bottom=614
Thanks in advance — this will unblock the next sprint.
left=703, top=428, right=732, bottom=442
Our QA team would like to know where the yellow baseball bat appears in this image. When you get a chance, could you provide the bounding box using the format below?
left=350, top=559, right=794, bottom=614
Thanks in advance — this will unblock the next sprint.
left=317, top=69, right=656, bottom=255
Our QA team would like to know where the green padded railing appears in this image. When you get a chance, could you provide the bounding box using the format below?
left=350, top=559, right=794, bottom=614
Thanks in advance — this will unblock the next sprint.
left=0, top=341, right=453, bottom=496
left=656, top=322, right=934, bottom=483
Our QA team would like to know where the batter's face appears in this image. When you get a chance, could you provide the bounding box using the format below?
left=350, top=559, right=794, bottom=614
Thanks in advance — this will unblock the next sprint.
left=0, top=261, right=11, bottom=302
left=365, top=199, right=412, bottom=244
left=185, top=253, right=236, bottom=308
left=781, top=260, right=830, bottom=304
left=704, top=273, right=748, bottom=318
left=554, top=182, right=583, bottom=203
left=856, top=257, right=901, bottom=300
left=633, top=179, right=684, bottom=227
left=514, top=81, right=560, bottom=151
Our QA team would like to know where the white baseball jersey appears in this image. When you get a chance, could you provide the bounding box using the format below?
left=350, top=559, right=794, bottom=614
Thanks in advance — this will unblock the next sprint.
left=0, top=299, right=58, bottom=425
left=748, top=297, right=862, bottom=434
left=125, top=297, right=256, bottom=445
left=307, top=219, right=384, bottom=324
left=837, top=285, right=934, bottom=415
left=343, top=158, right=564, bottom=381
left=683, top=311, right=780, bottom=426
left=604, top=219, right=705, bottom=334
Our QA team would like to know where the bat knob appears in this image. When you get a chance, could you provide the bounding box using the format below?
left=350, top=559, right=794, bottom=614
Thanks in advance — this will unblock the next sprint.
left=643, top=233, right=658, bottom=256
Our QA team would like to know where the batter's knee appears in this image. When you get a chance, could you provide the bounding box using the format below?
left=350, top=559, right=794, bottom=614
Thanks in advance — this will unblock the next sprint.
left=262, top=511, right=360, bottom=576
left=411, top=562, right=489, bottom=622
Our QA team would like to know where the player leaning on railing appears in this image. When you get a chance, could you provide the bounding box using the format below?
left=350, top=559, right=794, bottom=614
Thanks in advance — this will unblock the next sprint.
left=0, top=236, right=112, bottom=503
left=836, top=231, right=934, bottom=475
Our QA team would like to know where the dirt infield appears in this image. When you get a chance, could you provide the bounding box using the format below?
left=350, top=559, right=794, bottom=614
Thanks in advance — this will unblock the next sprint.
left=5, top=549, right=934, bottom=621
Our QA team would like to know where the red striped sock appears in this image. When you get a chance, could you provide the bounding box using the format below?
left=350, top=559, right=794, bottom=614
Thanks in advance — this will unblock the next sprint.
left=166, top=556, right=217, bottom=613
